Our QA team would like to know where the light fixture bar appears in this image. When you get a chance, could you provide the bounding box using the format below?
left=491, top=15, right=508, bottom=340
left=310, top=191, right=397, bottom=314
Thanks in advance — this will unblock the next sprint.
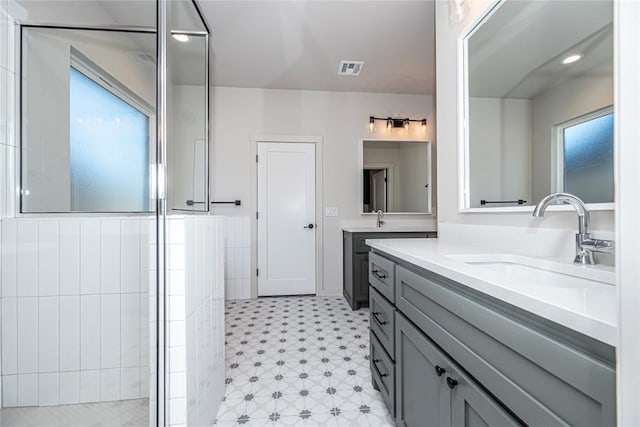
left=369, top=116, right=427, bottom=131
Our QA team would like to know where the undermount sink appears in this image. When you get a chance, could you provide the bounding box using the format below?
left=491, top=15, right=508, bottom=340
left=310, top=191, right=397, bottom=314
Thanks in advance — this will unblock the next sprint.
left=445, top=253, right=615, bottom=288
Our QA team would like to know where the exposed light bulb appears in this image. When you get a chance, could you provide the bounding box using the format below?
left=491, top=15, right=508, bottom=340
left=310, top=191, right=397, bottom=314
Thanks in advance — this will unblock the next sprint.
left=421, top=119, right=427, bottom=131
left=172, top=34, right=190, bottom=43
left=403, top=119, right=410, bottom=131
left=562, top=54, right=582, bottom=65
left=386, top=118, right=393, bottom=130
left=369, top=116, right=375, bottom=133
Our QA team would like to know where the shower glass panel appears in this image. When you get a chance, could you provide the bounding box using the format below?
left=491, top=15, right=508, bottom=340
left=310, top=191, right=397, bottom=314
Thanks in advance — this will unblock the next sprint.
left=20, top=27, right=157, bottom=213
left=2, top=1, right=160, bottom=426
left=167, top=0, right=209, bottom=212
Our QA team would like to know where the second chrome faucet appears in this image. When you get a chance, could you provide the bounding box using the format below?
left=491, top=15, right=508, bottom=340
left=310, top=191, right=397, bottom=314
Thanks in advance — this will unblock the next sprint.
left=532, top=192, right=614, bottom=264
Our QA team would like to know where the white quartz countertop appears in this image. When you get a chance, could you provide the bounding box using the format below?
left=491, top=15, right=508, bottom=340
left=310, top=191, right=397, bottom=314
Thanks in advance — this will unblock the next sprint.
left=366, top=238, right=617, bottom=346
left=342, top=226, right=436, bottom=233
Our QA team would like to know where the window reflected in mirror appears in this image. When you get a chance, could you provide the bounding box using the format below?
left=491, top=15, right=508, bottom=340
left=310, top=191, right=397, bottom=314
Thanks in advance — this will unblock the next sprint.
left=556, top=108, right=614, bottom=204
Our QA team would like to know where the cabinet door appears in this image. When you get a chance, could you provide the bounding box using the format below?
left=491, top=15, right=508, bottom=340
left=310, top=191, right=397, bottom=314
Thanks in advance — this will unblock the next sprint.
left=355, top=253, right=370, bottom=304
left=448, top=366, right=521, bottom=427
left=396, top=314, right=450, bottom=427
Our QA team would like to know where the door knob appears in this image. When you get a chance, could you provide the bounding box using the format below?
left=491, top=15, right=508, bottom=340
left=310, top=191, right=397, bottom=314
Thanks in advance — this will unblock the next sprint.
left=304, top=224, right=314, bottom=229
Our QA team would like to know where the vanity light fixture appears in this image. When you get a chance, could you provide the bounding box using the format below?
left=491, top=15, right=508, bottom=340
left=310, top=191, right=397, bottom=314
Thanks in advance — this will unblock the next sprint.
left=172, top=33, right=190, bottom=43
left=562, top=54, right=582, bottom=65
left=369, top=116, right=427, bottom=133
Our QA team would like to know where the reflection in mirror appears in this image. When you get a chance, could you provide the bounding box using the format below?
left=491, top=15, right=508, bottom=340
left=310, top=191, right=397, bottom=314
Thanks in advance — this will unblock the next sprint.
left=362, top=140, right=432, bottom=214
left=167, top=0, right=209, bottom=212
left=21, top=27, right=157, bottom=213
left=463, top=0, right=613, bottom=209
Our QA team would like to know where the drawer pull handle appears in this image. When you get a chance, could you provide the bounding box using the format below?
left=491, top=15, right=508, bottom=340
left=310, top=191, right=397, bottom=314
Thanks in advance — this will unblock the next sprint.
left=435, top=365, right=446, bottom=377
left=372, top=269, right=388, bottom=280
left=372, top=312, right=388, bottom=325
left=446, top=377, right=458, bottom=390
left=372, top=359, right=388, bottom=378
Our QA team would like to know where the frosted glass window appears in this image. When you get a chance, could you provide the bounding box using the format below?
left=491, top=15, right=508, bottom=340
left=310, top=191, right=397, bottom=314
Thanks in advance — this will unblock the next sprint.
left=562, top=112, right=614, bottom=204
left=70, top=67, right=150, bottom=211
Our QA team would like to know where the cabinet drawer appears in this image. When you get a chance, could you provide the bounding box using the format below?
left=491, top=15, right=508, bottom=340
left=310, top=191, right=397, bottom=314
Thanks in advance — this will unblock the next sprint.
left=371, top=331, right=395, bottom=417
left=395, top=265, right=616, bottom=426
left=369, top=252, right=395, bottom=302
left=370, top=287, right=395, bottom=359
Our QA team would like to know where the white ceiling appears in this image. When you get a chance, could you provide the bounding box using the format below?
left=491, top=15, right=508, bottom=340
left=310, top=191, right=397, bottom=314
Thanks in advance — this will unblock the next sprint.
left=198, top=1, right=436, bottom=94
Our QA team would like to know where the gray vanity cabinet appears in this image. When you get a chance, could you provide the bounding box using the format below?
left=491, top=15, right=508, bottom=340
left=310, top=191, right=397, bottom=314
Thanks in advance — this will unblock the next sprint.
left=342, top=231, right=435, bottom=310
left=369, top=249, right=617, bottom=427
left=396, top=313, right=520, bottom=427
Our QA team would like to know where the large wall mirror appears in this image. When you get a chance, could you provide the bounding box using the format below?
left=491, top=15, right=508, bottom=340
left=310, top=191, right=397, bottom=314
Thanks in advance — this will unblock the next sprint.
left=361, top=140, right=432, bottom=214
left=460, top=0, right=613, bottom=211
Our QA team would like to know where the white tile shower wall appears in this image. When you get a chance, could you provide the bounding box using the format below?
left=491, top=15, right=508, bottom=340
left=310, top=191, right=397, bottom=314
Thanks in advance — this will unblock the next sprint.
left=0, top=217, right=152, bottom=408
left=224, top=216, right=251, bottom=300
left=167, top=215, right=225, bottom=426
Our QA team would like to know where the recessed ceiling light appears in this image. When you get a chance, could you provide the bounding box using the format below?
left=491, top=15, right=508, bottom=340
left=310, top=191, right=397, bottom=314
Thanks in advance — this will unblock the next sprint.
left=562, top=54, right=582, bottom=65
left=172, top=34, right=190, bottom=43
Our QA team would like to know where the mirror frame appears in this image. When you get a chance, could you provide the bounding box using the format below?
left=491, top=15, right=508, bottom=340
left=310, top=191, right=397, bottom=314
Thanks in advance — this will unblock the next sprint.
left=457, top=0, right=615, bottom=213
left=359, top=138, right=433, bottom=215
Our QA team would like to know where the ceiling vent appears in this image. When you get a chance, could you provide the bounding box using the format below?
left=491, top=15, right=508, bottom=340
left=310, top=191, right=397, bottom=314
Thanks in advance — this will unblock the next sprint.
left=338, top=60, right=364, bottom=76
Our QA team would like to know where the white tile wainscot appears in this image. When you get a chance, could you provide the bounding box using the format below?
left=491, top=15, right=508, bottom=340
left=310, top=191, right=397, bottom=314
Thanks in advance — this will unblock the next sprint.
left=0, top=217, right=153, bottom=408
left=167, top=215, right=225, bottom=426
left=224, top=216, right=251, bottom=300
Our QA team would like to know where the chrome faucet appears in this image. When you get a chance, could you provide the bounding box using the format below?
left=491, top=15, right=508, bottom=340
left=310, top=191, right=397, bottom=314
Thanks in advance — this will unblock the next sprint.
left=376, top=210, right=385, bottom=228
left=532, top=192, right=614, bottom=264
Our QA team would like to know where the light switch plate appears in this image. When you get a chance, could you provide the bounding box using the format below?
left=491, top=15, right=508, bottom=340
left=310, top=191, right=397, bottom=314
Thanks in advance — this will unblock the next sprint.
left=324, top=207, right=339, bottom=217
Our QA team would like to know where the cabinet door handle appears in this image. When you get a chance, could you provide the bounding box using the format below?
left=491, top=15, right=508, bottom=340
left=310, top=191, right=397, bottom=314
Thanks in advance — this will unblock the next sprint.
left=446, top=377, right=458, bottom=390
left=372, top=269, right=388, bottom=279
left=372, top=359, right=388, bottom=378
left=372, top=311, right=388, bottom=325
left=435, top=365, right=446, bottom=377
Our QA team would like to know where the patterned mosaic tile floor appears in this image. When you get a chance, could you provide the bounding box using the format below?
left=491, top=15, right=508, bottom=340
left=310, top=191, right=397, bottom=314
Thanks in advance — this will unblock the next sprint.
left=0, top=398, right=149, bottom=427
left=215, top=296, right=395, bottom=426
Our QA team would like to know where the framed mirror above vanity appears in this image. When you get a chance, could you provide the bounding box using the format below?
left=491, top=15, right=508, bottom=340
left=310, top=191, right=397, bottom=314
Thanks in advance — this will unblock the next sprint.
left=360, top=139, right=433, bottom=214
left=459, top=0, right=613, bottom=212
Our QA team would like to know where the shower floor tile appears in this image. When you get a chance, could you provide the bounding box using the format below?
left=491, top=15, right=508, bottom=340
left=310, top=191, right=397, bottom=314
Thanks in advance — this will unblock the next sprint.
left=0, top=398, right=149, bottom=427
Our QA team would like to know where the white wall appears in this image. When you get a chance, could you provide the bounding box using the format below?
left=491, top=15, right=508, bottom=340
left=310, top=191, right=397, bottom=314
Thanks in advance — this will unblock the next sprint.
left=435, top=0, right=613, bottom=240
left=21, top=28, right=155, bottom=212
left=210, top=86, right=437, bottom=297
left=616, top=1, right=640, bottom=424
left=531, top=75, right=614, bottom=203
left=166, top=215, right=225, bottom=426
left=0, top=217, right=151, bottom=407
left=469, top=97, right=532, bottom=207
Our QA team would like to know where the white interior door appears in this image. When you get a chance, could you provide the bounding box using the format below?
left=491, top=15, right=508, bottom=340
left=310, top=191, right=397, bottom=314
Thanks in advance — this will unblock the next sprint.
left=257, top=142, right=316, bottom=296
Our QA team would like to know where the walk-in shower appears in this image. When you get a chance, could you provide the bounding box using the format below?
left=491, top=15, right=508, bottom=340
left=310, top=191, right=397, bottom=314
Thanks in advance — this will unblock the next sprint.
left=0, top=0, right=222, bottom=426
